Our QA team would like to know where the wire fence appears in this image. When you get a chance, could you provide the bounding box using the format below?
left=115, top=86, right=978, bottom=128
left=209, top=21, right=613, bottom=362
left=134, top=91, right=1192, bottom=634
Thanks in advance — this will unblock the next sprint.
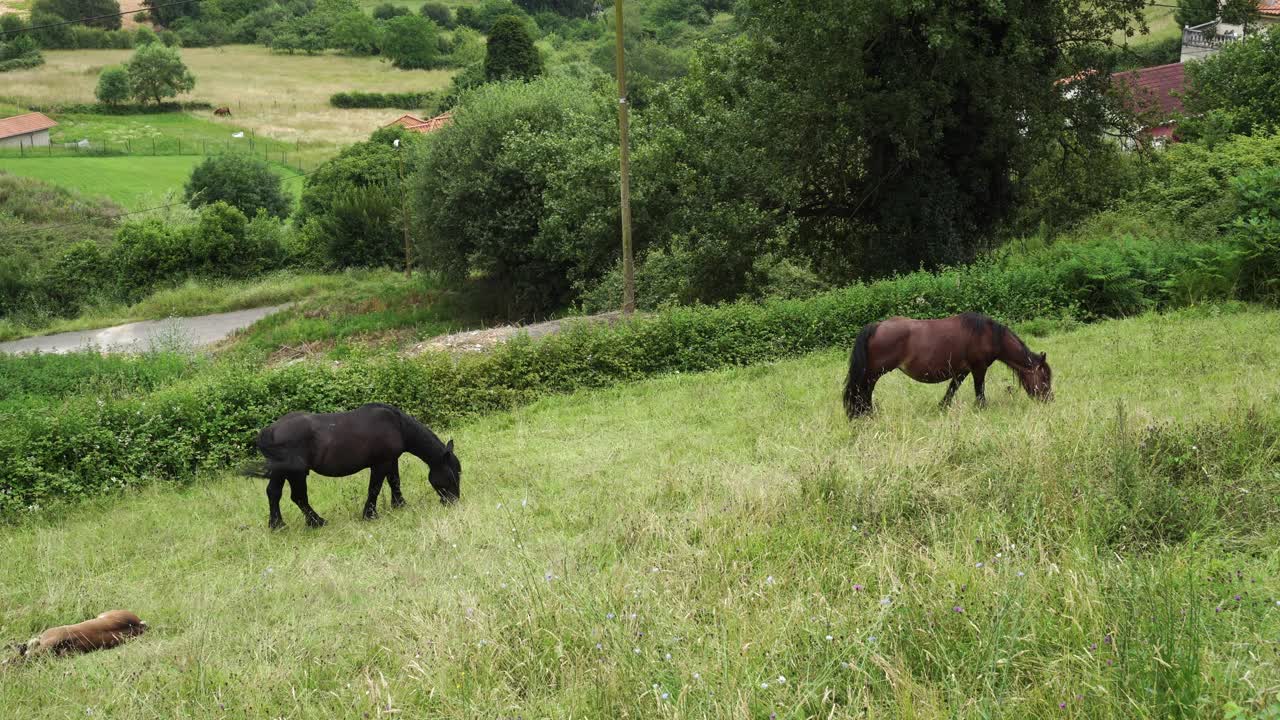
left=0, top=134, right=320, bottom=174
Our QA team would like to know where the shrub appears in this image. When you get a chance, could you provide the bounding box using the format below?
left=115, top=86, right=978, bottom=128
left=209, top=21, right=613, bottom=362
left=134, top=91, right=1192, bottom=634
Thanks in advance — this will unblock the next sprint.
left=329, top=91, right=432, bottom=108
left=0, top=34, right=44, bottom=72
left=184, top=153, right=291, bottom=220
left=95, top=65, right=131, bottom=105
left=372, top=2, right=410, bottom=20
left=1228, top=167, right=1280, bottom=300
left=313, top=185, right=405, bottom=269
left=420, top=1, right=453, bottom=28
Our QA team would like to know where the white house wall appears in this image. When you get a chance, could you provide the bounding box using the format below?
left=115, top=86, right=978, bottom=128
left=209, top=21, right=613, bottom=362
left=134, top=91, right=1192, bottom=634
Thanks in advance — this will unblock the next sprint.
left=0, top=130, right=52, bottom=149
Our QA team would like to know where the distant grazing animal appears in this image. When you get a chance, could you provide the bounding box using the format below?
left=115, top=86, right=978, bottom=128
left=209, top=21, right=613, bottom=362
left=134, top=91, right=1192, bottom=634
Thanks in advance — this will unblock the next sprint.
left=213, top=106, right=231, bottom=116
left=843, top=313, right=1053, bottom=417
left=242, top=403, right=461, bottom=530
left=12, top=610, right=147, bottom=661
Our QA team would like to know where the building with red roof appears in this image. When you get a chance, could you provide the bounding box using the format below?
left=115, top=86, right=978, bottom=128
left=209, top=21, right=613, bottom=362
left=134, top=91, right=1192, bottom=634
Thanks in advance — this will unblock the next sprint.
left=383, top=112, right=453, bottom=135
left=0, top=112, right=58, bottom=150
left=1112, top=62, right=1186, bottom=144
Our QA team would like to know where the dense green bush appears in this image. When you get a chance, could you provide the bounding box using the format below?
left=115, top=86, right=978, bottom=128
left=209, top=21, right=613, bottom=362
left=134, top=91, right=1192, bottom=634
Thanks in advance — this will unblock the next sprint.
left=184, top=153, right=291, bottom=219
left=1184, top=27, right=1280, bottom=137
left=420, top=1, right=453, bottom=28
left=414, top=74, right=615, bottom=313
left=0, top=35, right=44, bottom=71
left=372, top=2, right=410, bottom=20
left=31, top=0, right=122, bottom=30
left=1228, top=167, right=1280, bottom=300
left=329, top=91, right=433, bottom=108
left=0, top=232, right=1263, bottom=517
left=95, top=66, right=131, bottom=105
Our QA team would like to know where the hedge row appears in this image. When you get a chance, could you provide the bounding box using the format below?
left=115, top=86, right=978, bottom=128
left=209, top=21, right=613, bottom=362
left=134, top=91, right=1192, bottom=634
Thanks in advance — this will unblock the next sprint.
left=0, top=54, right=43, bottom=72
left=24, top=101, right=213, bottom=115
left=330, top=91, right=433, bottom=109
left=0, top=235, right=1248, bottom=517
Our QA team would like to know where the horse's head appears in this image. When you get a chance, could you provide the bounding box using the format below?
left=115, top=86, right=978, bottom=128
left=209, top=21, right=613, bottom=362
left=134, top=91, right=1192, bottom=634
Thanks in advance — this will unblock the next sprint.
left=429, top=439, right=461, bottom=505
left=1018, top=352, right=1053, bottom=401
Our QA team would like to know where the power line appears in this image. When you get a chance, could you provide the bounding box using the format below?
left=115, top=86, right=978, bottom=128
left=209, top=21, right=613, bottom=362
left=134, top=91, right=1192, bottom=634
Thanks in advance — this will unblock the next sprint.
left=0, top=0, right=204, bottom=38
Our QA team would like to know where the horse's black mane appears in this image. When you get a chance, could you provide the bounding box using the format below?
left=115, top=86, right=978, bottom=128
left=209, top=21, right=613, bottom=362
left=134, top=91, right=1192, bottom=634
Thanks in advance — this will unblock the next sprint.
left=958, top=312, right=1034, bottom=366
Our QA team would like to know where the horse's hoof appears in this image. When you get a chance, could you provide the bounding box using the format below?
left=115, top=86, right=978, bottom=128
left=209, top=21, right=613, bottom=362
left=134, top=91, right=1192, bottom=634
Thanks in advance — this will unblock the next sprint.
left=362, top=509, right=379, bottom=521
left=307, top=516, right=327, bottom=528
left=268, top=520, right=285, bottom=531
left=391, top=499, right=406, bottom=509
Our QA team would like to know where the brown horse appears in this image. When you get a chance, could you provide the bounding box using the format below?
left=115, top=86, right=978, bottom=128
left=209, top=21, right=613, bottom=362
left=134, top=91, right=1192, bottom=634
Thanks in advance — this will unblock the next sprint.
left=843, top=313, right=1052, bottom=417
left=11, top=610, right=147, bottom=662
left=213, top=106, right=231, bottom=116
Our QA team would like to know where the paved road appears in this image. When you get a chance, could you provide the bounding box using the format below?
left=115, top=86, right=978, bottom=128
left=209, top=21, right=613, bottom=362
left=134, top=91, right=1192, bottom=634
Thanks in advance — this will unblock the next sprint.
left=0, top=304, right=292, bottom=355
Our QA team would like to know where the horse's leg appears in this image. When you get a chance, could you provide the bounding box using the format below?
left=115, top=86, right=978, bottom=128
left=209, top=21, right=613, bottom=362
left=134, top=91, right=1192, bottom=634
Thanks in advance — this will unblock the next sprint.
left=266, top=472, right=286, bottom=530
left=363, top=464, right=389, bottom=520
left=972, top=365, right=989, bottom=408
left=288, top=473, right=326, bottom=528
left=387, top=463, right=405, bottom=509
left=940, top=371, right=969, bottom=408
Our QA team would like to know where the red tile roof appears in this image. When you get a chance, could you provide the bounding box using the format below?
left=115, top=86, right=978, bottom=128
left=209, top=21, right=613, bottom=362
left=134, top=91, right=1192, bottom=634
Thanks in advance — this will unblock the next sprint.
left=385, top=114, right=426, bottom=129
left=404, top=112, right=452, bottom=134
left=1260, top=0, right=1279, bottom=16
left=0, top=112, right=58, bottom=140
left=1112, top=62, right=1186, bottom=120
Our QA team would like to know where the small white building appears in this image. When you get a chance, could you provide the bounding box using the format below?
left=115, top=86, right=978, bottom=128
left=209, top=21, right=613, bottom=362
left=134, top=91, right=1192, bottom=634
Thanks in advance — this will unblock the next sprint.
left=0, top=112, right=58, bottom=150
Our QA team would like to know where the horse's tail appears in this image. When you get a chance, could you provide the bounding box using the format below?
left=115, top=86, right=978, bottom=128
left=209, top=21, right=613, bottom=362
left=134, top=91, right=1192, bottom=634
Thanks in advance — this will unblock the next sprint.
left=240, top=425, right=276, bottom=478
left=240, top=462, right=270, bottom=479
left=843, top=322, right=879, bottom=419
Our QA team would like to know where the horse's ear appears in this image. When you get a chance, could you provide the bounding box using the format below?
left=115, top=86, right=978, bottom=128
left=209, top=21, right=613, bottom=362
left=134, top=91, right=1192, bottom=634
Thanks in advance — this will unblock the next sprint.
left=1040, top=352, right=1047, bottom=363
left=446, top=439, right=454, bottom=453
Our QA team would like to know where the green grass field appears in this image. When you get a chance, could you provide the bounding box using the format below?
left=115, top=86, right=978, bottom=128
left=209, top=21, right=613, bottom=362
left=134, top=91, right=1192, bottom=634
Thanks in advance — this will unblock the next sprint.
left=0, top=155, right=302, bottom=210
left=2, top=307, right=1278, bottom=718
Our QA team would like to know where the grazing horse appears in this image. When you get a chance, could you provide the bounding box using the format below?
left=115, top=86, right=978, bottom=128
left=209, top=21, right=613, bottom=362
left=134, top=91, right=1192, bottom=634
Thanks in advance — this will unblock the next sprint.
left=12, top=610, right=147, bottom=662
left=242, top=403, right=461, bottom=530
left=213, top=106, right=231, bottom=116
left=843, top=313, right=1053, bottom=418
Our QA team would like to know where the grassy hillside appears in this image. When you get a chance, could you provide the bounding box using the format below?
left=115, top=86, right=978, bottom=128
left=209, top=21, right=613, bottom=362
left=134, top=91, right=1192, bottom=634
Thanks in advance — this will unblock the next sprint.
left=2, top=307, right=1278, bottom=718
left=0, top=156, right=302, bottom=210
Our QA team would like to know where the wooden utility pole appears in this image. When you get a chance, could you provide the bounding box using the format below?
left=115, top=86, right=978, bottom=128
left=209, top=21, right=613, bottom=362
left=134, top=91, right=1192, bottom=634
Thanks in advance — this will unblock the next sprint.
left=614, top=0, right=635, bottom=315
left=397, top=139, right=411, bottom=278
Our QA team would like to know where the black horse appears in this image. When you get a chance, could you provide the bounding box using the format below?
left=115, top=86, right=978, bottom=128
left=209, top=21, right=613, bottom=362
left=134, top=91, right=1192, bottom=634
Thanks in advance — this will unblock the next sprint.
left=243, top=403, right=461, bottom=529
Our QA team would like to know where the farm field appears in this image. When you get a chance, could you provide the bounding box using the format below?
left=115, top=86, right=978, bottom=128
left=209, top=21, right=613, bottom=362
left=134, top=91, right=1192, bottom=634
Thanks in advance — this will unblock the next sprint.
left=2, top=307, right=1278, bottom=718
left=0, top=155, right=302, bottom=210
left=0, top=46, right=455, bottom=147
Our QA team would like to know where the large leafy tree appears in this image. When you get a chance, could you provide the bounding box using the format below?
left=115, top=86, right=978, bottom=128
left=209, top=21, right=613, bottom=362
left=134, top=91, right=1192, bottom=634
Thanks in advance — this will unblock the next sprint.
left=666, top=0, right=1149, bottom=280
left=484, top=14, right=543, bottom=81
left=382, top=14, right=440, bottom=69
left=125, top=43, right=195, bottom=104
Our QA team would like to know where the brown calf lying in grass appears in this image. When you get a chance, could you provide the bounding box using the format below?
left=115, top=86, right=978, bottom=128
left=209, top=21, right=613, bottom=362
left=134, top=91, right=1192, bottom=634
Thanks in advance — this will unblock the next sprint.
left=9, top=610, right=147, bottom=663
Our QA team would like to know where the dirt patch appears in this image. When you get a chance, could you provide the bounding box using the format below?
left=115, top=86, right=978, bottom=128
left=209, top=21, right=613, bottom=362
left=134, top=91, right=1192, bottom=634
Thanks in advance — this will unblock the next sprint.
left=267, top=339, right=336, bottom=366
left=407, top=312, right=628, bottom=356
